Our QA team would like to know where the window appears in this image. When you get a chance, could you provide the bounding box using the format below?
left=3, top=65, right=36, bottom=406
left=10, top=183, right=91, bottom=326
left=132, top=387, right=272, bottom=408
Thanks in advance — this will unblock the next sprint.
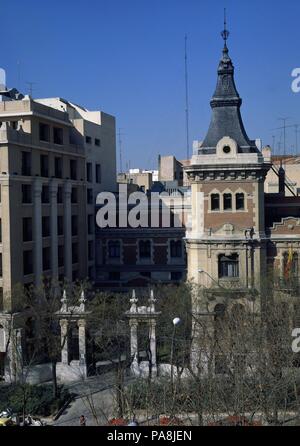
left=57, top=215, right=64, bottom=236
left=55, top=157, right=62, bottom=178
left=39, top=123, right=50, bottom=142
left=57, top=186, right=63, bottom=203
left=170, top=240, right=182, bottom=258
left=22, top=184, right=32, bottom=203
left=86, top=162, right=93, bottom=182
left=23, top=217, right=32, bottom=242
left=96, top=164, right=101, bottom=183
left=236, top=193, right=245, bottom=210
left=23, top=250, right=33, bottom=275
left=87, top=188, right=93, bottom=204
left=58, top=245, right=64, bottom=267
left=71, top=215, right=78, bottom=236
left=223, top=193, right=232, bottom=210
left=85, top=136, right=92, bottom=144
left=109, top=271, right=120, bottom=281
left=43, top=247, right=51, bottom=271
left=139, top=240, right=151, bottom=258
left=42, top=216, right=50, bottom=237
left=41, top=185, right=49, bottom=203
left=211, top=193, right=220, bottom=211
left=0, top=219, right=2, bottom=243
left=171, top=271, right=182, bottom=281
left=53, top=127, right=63, bottom=145
left=95, top=138, right=101, bottom=147
left=108, top=241, right=120, bottom=258
left=72, top=243, right=78, bottom=264
left=88, top=214, right=94, bottom=234
left=40, top=155, right=49, bottom=177
left=21, top=152, right=31, bottom=176
left=71, top=187, right=78, bottom=203
left=218, top=253, right=239, bottom=278
left=70, top=160, right=77, bottom=180
left=0, top=254, right=2, bottom=277
left=11, top=121, right=18, bottom=130
left=88, top=241, right=94, bottom=261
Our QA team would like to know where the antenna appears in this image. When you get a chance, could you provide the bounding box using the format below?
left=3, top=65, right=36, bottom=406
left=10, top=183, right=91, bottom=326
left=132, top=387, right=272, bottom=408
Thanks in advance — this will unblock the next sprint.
left=184, top=34, right=190, bottom=160
left=278, top=117, right=290, bottom=159
left=26, top=81, right=37, bottom=97
left=272, top=135, right=276, bottom=156
left=118, top=128, right=126, bottom=174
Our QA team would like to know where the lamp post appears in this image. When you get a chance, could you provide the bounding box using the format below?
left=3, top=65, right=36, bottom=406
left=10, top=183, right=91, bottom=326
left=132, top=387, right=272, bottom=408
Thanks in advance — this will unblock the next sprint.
left=198, top=268, right=225, bottom=289
left=170, top=317, right=181, bottom=394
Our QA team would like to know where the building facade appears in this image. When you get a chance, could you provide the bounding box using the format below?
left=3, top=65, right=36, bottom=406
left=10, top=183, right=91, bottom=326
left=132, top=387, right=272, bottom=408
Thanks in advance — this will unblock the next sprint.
left=0, top=90, right=116, bottom=379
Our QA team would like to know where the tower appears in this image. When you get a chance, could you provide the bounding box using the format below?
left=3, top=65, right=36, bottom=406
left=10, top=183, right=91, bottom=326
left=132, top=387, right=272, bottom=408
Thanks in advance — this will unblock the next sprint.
left=185, top=20, right=271, bottom=309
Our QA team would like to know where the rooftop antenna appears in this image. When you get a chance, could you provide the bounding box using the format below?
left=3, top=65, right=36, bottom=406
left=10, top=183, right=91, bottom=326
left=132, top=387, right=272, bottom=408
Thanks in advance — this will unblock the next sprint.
left=118, top=128, right=126, bottom=174
left=272, top=135, right=276, bottom=156
left=278, top=117, right=290, bottom=161
left=26, top=81, right=37, bottom=97
left=184, top=34, right=190, bottom=160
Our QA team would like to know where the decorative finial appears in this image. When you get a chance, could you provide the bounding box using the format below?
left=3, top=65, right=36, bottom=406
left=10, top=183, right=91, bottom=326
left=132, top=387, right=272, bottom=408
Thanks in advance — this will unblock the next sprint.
left=149, top=289, right=156, bottom=312
left=79, top=289, right=86, bottom=312
left=221, top=8, right=230, bottom=48
left=130, top=289, right=138, bottom=313
left=61, top=289, right=68, bottom=312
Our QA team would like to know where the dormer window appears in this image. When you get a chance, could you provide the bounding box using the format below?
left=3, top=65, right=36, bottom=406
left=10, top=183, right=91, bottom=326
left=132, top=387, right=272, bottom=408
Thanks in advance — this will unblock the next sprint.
left=223, top=145, right=231, bottom=154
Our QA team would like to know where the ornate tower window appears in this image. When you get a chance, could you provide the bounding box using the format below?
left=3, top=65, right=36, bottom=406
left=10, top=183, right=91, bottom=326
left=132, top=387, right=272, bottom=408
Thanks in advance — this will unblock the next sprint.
left=223, top=193, right=232, bottom=210
left=235, top=192, right=245, bottom=210
left=218, top=253, right=239, bottom=278
left=211, top=193, right=220, bottom=211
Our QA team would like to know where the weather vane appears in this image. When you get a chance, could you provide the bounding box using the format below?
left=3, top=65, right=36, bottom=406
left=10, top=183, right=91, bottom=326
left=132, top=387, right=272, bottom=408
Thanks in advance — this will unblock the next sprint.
left=221, top=8, right=230, bottom=46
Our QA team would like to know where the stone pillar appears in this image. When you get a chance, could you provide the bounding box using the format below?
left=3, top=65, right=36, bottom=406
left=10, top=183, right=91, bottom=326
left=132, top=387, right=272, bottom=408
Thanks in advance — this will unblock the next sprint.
left=78, top=319, right=87, bottom=365
left=129, top=320, right=138, bottom=359
left=63, top=182, right=72, bottom=282
left=50, top=180, right=58, bottom=283
left=59, top=319, right=69, bottom=365
left=34, top=178, right=43, bottom=287
left=149, top=319, right=157, bottom=376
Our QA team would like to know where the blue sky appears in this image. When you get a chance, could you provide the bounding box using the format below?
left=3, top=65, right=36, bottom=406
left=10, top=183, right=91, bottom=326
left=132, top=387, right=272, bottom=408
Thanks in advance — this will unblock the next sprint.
left=2, top=0, right=300, bottom=169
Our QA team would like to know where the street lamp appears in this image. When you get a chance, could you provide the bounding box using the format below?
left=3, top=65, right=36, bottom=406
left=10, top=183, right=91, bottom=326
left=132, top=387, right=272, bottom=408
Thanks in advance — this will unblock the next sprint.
left=198, top=268, right=225, bottom=289
left=170, top=317, right=181, bottom=394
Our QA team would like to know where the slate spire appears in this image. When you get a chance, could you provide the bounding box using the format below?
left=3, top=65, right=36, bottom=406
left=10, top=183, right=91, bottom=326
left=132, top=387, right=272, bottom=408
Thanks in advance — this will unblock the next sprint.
left=200, top=12, right=258, bottom=154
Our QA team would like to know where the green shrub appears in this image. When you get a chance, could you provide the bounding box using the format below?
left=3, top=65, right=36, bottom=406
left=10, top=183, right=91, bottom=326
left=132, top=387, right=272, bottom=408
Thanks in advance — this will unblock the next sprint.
left=0, top=384, right=72, bottom=416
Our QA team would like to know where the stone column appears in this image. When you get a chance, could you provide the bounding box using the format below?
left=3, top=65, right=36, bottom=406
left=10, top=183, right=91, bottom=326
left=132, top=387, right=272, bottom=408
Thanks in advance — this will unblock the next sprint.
left=78, top=319, right=87, bottom=365
left=33, top=178, right=43, bottom=287
left=129, top=319, right=138, bottom=359
left=50, top=180, right=58, bottom=283
left=149, top=319, right=157, bottom=376
left=59, top=319, right=69, bottom=364
left=63, top=182, right=72, bottom=282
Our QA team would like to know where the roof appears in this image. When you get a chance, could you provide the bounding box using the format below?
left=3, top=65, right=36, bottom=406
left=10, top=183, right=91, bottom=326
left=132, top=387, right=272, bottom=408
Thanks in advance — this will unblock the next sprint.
left=199, top=43, right=258, bottom=155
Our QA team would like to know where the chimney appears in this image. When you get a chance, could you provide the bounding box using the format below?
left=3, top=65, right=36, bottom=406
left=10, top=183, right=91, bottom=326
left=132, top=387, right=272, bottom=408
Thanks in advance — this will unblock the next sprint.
left=278, top=161, right=285, bottom=195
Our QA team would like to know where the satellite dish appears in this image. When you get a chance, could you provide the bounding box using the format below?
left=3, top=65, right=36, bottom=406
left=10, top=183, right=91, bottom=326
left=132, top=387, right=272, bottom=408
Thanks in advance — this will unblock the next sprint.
left=0, top=68, right=6, bottom=90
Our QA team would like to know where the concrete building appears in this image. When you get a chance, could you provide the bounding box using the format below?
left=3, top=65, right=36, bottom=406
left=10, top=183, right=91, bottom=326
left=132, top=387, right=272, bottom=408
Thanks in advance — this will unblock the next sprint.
left=158, top=155, right=190, bottom=187
left=0, top=87, right=116, bottom=379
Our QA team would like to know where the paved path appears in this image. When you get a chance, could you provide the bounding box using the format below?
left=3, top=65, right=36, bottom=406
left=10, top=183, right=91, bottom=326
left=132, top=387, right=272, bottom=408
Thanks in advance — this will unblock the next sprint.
left=52, top=372, right=133, bottom=426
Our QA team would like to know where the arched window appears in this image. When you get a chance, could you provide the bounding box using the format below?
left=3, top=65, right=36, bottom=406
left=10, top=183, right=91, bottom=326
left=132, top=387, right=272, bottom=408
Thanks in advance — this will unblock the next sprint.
left=170, top=240, right=182, bottom=258
left=108, top=240, right=120, bottom=258
left=139, top=240, right=151, bottom=258
left=211, top=194, right=220, bottom=211
left=223, top=193, right=232, bottom=210
left=218, top=253, right=239, bottom=278
left=235, top=193, right=245, bottom=210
